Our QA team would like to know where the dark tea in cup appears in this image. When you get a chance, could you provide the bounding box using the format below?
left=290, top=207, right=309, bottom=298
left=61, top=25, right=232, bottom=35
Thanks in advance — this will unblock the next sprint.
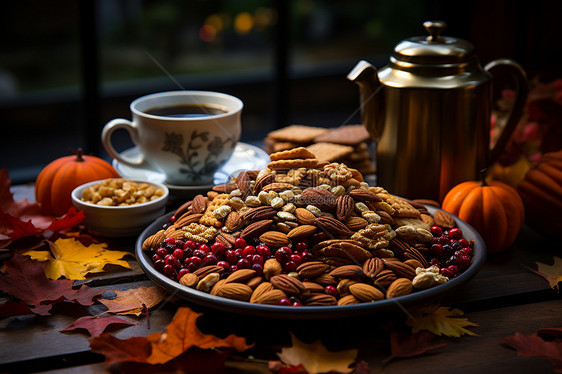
left=145, top=103, right=229, bottom=119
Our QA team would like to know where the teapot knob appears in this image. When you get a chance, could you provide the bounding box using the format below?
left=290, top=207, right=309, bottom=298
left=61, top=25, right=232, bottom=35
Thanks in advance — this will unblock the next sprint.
left=423, top=20, right=446, bottom=42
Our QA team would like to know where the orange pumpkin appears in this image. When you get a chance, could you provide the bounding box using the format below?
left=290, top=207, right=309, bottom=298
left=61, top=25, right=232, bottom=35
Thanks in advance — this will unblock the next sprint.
left=442, top=172, right=525, bottom=254
left=517, top=149, right=562, bottom=239
left=35, top=149, right=120, bottom=216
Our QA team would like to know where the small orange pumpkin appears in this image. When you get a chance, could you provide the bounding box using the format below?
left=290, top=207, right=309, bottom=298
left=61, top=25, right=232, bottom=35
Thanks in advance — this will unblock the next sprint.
left=442, top=171, right=525, bottom=254
left=35, top=149, right=120, bottom=216
left=517, top=149, right=562, bottom=239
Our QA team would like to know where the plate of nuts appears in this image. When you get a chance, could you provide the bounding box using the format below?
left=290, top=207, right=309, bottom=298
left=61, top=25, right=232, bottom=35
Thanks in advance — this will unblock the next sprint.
left=136, top=149, right=485, bottom=319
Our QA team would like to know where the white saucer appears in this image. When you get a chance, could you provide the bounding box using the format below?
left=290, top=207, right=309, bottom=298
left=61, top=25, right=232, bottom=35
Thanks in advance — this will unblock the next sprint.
left=112, top=142, right=270, bottom=201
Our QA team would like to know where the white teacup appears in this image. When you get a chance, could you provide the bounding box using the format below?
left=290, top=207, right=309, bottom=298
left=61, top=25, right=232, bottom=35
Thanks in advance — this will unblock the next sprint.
left=102, top=91, right=243, bottom=185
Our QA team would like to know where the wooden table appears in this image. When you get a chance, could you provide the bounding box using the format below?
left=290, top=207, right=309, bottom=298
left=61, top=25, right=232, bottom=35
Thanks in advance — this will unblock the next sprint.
left=1, top=184, right=560, bottom=373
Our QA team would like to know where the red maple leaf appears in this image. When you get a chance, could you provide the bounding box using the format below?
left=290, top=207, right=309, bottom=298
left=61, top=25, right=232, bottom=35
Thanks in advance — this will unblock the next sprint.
left=0, top=253, right=105, bottom=315
left=61, top=316, right=137, bottom=337
left=0, top=169, right=84, bottom=241
left=0, top=299, right=34, bottom=318
left=503, top=331, right=562, bottom=373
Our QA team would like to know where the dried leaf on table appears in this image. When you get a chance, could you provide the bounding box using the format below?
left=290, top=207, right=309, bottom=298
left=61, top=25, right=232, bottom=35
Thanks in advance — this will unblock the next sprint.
left=383, top=330, right=447, bottom=364
left=503, top=330, right=562, bottom=373
left=0, top=299, right=34, bottom=318
left=523, top=256, right=562, bottom=291
left=0, top=253, right=105, bottom=315
left=276, top=333, right=357, bottom=374
left=60, top=315, right=137, bottom=337
left=24, top=237, right=131, bottom=280
left=90, top=307, right=253, bottom=366
left=146, top=307, right=253, bottom=364
left=407, top=304, right=478, bottom=337
left=0, top=169, right=85, bottom=244
left=98, top=285, right=167, bottom=316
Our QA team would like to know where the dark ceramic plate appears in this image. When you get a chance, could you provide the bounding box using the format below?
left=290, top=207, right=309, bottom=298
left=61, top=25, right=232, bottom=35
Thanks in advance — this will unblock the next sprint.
left=136, top=206, right=486, bottom=319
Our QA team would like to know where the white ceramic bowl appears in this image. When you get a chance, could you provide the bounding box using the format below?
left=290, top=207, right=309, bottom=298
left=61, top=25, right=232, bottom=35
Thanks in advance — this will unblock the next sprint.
left=71, top=178, right=169, bottom=237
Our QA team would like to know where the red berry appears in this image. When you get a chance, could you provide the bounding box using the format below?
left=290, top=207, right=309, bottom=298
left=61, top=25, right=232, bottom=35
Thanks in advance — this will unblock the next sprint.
left=458, top=238, right=469, bottom=247
left=279, top=298, right=292, bottom=306
left=211, top=242, right=226, bottom=256
left=431, top=243, right=443, bottom=256
left=202, top=254, right=218, bottom=266
left=216, top=260, right=231, bottom=272
left=275, top=247, right=292, bottom=263
left=163, top=264, right=175, bottom=276
left=193, top=249, right=207, bottom=258
left=430, top=258, right=441, bottom=267
left=460, top=247, right=473, bottom=256
left=295, top=241, right=308, bottom=252
left=225, top=249, right=238, bottom=265
left=187, top=256, right=202, bottom=267
left=256, top=244, right=271, bottom=256
left=234, top=237, right=247, bottom=249
left=237, top=258, right=251, bottom=269
left=169, top=215, right=176, bottom=224
left=324, top=285, right=338, bottom=297
left=164, top=254, right=175, bottom=266
left=292, top=301, right=303, bottom=307
left=151, top=254, right=161, bottom=263
left=229, top=265, right=238, bottom=273
left=156, top=247, right=167, bottom=258
left=165, top=237, right=176, bottom=244
left=251, top=254, right=264, bottom=265
left=447, top=264, right=459, bottom=275
left=301, top=251, right=314, bottom=262
left=448, top=228, right=462, bottom=240
left=440, top=267, right=453, bottom=278
left=438, top=235, right=451, bottom=245
left=284, top=260, right=298, bottom=272
left=251, top=263, right=263, bottom=275
left=172, top=248, right=184, bottom=260
left=184, top=240, right=198, bottom=250
left=430, top=225, right=443, bottom=236
left=177, top=268, right=189, bottom=281
left=198, top=243, right=210, bottom=253
left=290, top=254, right=302, bottom=266
left=242, top=245, right=256, bottom=257
left=153, top=259, right=165, bottom=271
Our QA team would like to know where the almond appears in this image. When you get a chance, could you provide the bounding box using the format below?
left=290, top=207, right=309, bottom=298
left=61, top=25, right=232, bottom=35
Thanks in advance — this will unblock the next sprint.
left=295, top=208, right=316, bottom=225
left=263, top=258, right=283, bottom=280
left=210, top=279, right=227, bottom=296
left=349, top=283, right=384, bottom=302
left=329, top=265, right=364, bottom=279
left=246, top=276, right=264, bottom=289
left=225, top=269, right=257, bottom=283
left=252, top=289, right=287, bottom=304
left=337, top=294, right=360, bottom=306
left=174, top=200, right=192, bottom=219
left=302, top=293, right=337, bottom=306
left=191, top=194, right=207, bottom=214
left=262, top=182, right=295, bottom=192
left=253, top=172, right=276, bottom=193
left=270, top=274, right=305, bottom=296
left=302, top=281, right=326, bottom=294
left=193, top=265, right=223, bottom=278
left=212, top=183, right=238, bottom=193
left=250, top=282, right=274, bottom=303
left=173, top=213, right=204, bottom=228
left=215, top=283, right=253, bottom=301
left=287, top=224, right=317, bottom=240
left=336, top=195, right=354, bottom=221
left=386, top=278, right=413, bottom=298
left=373, top=269, right=397, bottom=288
left=433, top=210, right=455, bottom=229
left=179, top=273, right=199, bottom=288
left=404, top=258, right=424, bottom=270
left=336, top=278, right=360, bottom=297
left=241, top=219, right=273, bottom=239
left=225, top=211, right=243, bottom=232
left=311, top=273, right=337, bottom=286
left=235, top=171, right=251, bottom=198
left=296, top=261, right=331, bottom=279
left=259, top=231, right=290, bottom=248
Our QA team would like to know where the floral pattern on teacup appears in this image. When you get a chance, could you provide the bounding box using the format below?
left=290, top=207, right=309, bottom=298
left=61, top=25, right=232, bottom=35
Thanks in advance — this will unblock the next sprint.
left=162, top=130, right=235, bottom=181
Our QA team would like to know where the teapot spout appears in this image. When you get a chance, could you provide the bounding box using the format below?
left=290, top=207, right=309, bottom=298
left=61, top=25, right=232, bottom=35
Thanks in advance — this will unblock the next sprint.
left=347, top=60, right=384, bottom=141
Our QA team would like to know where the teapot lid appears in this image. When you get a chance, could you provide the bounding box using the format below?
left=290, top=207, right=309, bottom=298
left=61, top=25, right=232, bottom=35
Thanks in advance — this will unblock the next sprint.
left=393, top=21, right=476, bottom=65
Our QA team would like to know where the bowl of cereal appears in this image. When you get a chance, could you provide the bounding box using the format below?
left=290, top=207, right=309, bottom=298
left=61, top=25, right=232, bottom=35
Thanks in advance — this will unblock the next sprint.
left=71, top=178, right=169, bottom=237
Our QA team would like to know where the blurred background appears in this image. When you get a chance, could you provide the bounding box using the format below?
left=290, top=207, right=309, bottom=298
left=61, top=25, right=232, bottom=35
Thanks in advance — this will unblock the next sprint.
left=1, top=0, right=561, bottom=184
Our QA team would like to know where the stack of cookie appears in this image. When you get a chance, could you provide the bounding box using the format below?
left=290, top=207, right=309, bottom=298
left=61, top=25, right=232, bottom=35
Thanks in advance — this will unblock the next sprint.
left=264, top=124, right=375, bottom=175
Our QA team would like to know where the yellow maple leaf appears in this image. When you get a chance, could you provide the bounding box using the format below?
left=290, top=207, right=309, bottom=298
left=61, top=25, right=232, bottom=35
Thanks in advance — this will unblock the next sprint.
left=98, top=286, right=167, bottom=316
left=24, top=238, right=131, bottom=280
left=407, top=304, right=478, bottom=338
left=277, top=333, right=357, bottom=374
left=524, top=256, right=562, bottom=291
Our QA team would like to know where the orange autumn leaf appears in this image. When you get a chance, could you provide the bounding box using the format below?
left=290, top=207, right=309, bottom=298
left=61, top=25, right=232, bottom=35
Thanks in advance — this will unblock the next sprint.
left=98, top=286, right=167, bottom=316
left=146, top=307, right=253, bottom=365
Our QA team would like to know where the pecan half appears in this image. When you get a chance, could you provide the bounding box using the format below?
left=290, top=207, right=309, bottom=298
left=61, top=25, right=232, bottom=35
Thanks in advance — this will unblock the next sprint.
left=270, top=274, right=305, bottom=296
left=336, top=195, right=354, bottom=221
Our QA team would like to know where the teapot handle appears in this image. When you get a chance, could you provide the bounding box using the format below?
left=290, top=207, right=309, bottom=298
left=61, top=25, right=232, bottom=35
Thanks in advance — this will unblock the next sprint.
left=485, top=59, right=529, bottom=166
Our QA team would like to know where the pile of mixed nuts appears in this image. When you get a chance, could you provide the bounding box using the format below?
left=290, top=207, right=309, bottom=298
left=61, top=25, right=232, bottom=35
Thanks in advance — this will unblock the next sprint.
left=142, top=147, right=474, bottom=307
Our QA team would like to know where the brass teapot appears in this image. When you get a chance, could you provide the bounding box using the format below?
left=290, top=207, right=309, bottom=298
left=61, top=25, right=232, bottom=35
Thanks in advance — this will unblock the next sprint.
left=348, top=20, right=528, bottom=201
